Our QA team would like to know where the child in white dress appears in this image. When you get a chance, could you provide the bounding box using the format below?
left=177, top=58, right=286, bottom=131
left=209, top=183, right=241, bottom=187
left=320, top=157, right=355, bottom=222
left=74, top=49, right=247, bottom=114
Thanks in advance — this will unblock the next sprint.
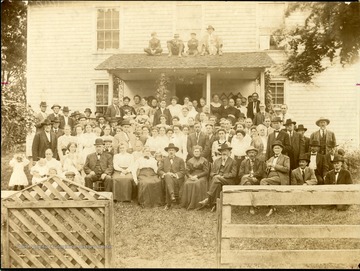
left=30, top=158, right=48, bottom=185
left=9, top=153, right=30, bottom=190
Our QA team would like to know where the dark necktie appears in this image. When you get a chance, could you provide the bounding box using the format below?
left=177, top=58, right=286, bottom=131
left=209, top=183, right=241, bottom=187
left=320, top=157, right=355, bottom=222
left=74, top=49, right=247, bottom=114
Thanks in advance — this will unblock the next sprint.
left=54, top=129, right=58, bottom=133
left=311, top=153, right=317, bottom=156
left=274, top=155, right=279, bottom=158
left=335, top=171, right=340, bottom=183
left=302, top=170, right=305, bottom=181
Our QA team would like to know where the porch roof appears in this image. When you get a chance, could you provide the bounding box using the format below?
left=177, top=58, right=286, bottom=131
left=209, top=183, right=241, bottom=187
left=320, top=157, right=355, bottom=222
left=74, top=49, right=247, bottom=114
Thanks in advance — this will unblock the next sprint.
left=95, top=52, right=275, bottom=71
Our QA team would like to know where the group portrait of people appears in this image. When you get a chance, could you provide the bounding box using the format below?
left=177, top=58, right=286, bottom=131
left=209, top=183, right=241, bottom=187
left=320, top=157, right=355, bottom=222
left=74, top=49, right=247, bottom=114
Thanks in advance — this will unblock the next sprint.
left=9, top=90, right=353, bottom=216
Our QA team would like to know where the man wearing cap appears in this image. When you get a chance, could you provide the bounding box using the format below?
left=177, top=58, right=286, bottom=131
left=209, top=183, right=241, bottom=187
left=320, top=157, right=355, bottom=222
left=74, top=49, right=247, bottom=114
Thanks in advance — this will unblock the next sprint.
left=32, top=119, right=58, bottom=162
left=153, top=99, right=172, bottom=126
left=84, top=138, right=113, bottom=192
left=71, top=111, right=81, bottom=126
left=35, top=101, right=49, bottom=131
left=64, top=171, right=76, bottom=182
left=167, top=33, right=185, bottom=57
left=186, top=32, right=199, bottom=56
left=144, top=32, right=163, bottom=56
left=158, top=143, right=186, bottom=210
left=105, top=97, right=123, bottom=121
left=253, top=102, right=271, bottom=126
left=120, top=96, right=136, bottom=117
left=305, top=140, right=328, bottom=185
left=310, top=117, right=337, bottom=155
left=199, top=144, right=237, bottom=212
left=296, top=124, right=310, bottom=154
left=187, top=122, right=210, bottom=161
left=47, top=104, right=63, bottom=123
left=284, top=119, right=302, bottom=172
left=59, top=106, right=75, bottom=130
left=200, top=25, right=223, bottom=56
left=291, top=154, right=317, bottom=185
left=266, top=116, right=290, bottom=160
left=113, top=120, right=137, bottom=154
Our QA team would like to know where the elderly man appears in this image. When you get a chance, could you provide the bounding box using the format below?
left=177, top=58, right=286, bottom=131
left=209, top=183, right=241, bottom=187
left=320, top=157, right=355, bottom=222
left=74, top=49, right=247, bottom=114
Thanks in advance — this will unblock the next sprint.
left=266, top=116, right=290, bottom=160
left=291, top=154, right=317, bottom=186
left=32, top=119, right=58, bottom=162
left=284, top=119, right=302, bottom=172
left=144, top=32, right=163, bottom=56
left=296, top=124, right=310, bottom=154
left=280, top=104, right=293, bottom=123
left=187, top=122, right=210, bottom=160
left=84, top=138, right=113, bottom=192
left=105, top=97, right=123, bottom=122
left=200, top=25, right=223, bottom=56
left=253, top=102, right=270, bottom=126
left=167, top=33, right=184, bottom=57
left=198, top=143, right=237, bottom=212
left=305, top=140, right=328, bottom=185
left=158, top=143, right=186, bottom=210
left=310, top=117, right=337, bottom=155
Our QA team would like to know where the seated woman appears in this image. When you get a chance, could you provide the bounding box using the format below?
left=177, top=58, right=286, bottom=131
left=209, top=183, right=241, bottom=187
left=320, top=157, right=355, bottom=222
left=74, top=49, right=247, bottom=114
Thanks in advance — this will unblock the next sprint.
left=157, top=126, right=170, bottom=156
left=132, top=146, right=164, bottom=208
left=112, top=143, right=135, bottom=202
left=62, top=142, right=84, bottom=185
left=44, top=148, right=62, bottom=175
left=181, top=146, right=210, bottom=210
left=57, top=125, right=75, bottom=161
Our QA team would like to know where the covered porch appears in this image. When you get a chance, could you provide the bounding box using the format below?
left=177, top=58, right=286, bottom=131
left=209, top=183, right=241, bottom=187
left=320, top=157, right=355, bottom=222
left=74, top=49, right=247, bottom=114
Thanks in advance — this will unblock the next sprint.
left=95, top=52, right=275, bottom=105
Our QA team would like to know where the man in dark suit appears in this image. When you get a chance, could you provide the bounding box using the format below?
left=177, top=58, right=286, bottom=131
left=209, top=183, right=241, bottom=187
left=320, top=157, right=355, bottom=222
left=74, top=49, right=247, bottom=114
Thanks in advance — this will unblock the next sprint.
left=324, top=141, right=338, bottom=172
left=253, top=102, right=271, bottom=126
left=83, top=138, right=114, bottom=192
left=284, top=119, right=302, bottom=172
left=246, top=92, right=260, bottom=120
left=205, top=123, right=217, bottom=163
left=32, top=119, right=58, bottom=162
left=296, top=124, right=310, bottom=154
left=238, top=146, right=266, bottom=185
left=153, top=99, right=172, bottom=126
left=291, top=154, right=317, bottom=185
left=266, top=117, right=290, bottom=160
left=187, top=122, right=210, bottom=160
left=59, top=106, right=75, bottom=130
left=222, top=98, right=240, bottom=124
left=47, top=104, right=64, bottom=124
left=305, top=140, right=328, bottom=185
left=310, top=117, right=337, bottom=155
left=51, top=117, right=64, bottom=140
left=35, top=101, right=48, bottom=132
left=105, top=97, right=123, bottom=122
left=198, top=144, right=237, bottom=212
left=158, top=143, right=186, bottom=210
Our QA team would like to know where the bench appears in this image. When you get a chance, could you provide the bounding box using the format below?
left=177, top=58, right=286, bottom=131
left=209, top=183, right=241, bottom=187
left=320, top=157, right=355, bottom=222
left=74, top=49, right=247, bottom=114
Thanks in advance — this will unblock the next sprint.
left=216, top=184, right=360, bottom=268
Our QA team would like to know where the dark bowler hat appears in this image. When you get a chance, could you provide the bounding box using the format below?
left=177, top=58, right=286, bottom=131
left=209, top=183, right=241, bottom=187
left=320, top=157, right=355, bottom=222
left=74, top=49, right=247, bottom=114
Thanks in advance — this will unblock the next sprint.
left=103, top=138, right=112, bottom=143
left=40, top=101, right=47, bottom=107
left=331, top=155, right=344, bottom=163
left=78, top=113, right=87, bottom=120
left=73, top=110, right=80, bottom=116
left=309, top=140, right=320, bottom=147
left=123, top=96, right=131, bottom=102
left=120, top=119, right=131, bottom=126
left=327, top=141, right=338, bottom=148
left=245, top=146, right=258, bottom=155
left=40, top=119, right=52, bottom=127
left=271, top=116, right=282, bottom=123
left=284, top=119, right=296, bottom=126
left=238, top=113, right=246, bottom=119
left=298, top=153, right=310, bottom=162
left=164, top=143, right=179, bottom=152
left=218, top=143, right=232, bottom=152
left=272, top=140, right=284, bottom=149
left=315, top=117, right=330, bottom=126
left=51, top=104, right=61, bottom=109
left=295, top=124, right=307, bottom=132
left=94, top=138, right=104, bottom=146
left=206, top=25, right=215, bottom=31
left=84, top=108, right=92, bottom=114
left=51, top=117, right=60, bottom=123
left=63, top=106, right=70, bottom=112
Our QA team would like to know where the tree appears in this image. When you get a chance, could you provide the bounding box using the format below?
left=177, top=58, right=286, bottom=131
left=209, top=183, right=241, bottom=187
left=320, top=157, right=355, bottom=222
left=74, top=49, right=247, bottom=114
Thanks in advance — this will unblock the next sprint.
left=275, top=2, right=360, bottom=83
left=155, top=73, right=170, bottom=101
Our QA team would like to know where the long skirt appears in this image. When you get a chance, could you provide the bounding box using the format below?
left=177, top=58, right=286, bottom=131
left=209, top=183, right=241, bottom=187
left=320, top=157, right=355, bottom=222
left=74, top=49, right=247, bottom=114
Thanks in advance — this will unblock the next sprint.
left=181, top=173, right=208, bottom=210
left=112, top=170, right=135, bottom=202
left=138, top=168, right=164, bottom=208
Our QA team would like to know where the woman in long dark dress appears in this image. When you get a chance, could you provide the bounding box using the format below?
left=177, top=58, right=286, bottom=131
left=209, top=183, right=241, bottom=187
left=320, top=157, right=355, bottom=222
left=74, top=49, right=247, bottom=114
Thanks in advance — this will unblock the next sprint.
left=210, top=94, right=223, bottom=123
left=112, top=143, right=135, bottom=202
left=132, top=146, right=164, bottom=208
left=181, top=146, right=210, bottom=210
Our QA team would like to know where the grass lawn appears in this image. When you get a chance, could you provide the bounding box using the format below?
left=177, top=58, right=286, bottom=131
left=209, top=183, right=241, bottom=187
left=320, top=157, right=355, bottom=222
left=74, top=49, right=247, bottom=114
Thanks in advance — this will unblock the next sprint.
left=1, top=150, right=360, bottom=268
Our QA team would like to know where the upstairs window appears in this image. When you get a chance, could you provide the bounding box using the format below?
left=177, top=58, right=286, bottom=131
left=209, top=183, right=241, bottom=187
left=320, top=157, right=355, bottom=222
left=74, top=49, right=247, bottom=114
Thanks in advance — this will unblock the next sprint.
left=97, top=9, right=119, bottom=50
left=270, top=81, right=285, bottom=105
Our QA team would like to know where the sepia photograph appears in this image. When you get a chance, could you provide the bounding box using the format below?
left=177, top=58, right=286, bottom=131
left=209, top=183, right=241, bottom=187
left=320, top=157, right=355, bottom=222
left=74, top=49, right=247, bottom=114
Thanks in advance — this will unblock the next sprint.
left=1, top=0, right=360, bottom=268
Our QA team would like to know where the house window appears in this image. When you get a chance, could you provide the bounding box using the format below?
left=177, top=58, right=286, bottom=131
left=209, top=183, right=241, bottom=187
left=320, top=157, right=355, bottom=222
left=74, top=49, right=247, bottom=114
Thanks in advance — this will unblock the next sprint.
left=270, top=81, right=285, bottom=105
left=97, top=9, right=119, bottom=50
left=96, top=84, right=109, bottom=114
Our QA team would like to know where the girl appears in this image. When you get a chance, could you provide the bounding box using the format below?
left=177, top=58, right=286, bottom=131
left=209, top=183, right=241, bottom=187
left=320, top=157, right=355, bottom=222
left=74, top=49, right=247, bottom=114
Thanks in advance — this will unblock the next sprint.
left=9, top=153, right=30, bottom=190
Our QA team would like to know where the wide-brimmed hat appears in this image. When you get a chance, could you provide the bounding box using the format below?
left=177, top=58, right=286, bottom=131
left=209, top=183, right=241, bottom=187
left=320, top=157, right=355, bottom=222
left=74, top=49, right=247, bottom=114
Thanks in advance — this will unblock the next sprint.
left=295, top=124, right=307, bottom=132
left=315, top=117, right=330, bottom=126
left=51, top=104, right=61, bottom=109
left=327, top=141, right=338, bottom=148
left=298, top=153, right=310, bottom=162
left=51, top=117, right=60, bottom=123
left=41, top=119, right=52, bottom=127
left=62, top=106, right=70, bottom=112
left=40, top=101, right=47, bottom=107
left=272, top=140, right=284, bottom=149
left=218, top=143, right=232, bottom=152
left=206, top=25, right=215, bottom=31
left=245, top=146, right=258, bottom=155
left=78, top=113, right=87, bottom=120
left=309, top=140, right=320, bottom=147
left=72, top=110, right=80, bottom=116
left=164, top=143, right=179, bottom=152
left=84, top=108, right=92, bottom=113
left=271, top=116, right=282, bottom=123
left=332, top=155, right=344, bottom=163
left=120, top=119, right=131, bottom=126
left=94, top=138, right=104, bottom=146
left=284, top=119, right=296, bottom=126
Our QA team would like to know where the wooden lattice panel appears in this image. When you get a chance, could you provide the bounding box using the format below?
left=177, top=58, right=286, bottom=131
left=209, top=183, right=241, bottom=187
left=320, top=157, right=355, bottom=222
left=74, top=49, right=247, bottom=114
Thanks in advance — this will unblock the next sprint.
left=1, top=176, right=113, bottom=268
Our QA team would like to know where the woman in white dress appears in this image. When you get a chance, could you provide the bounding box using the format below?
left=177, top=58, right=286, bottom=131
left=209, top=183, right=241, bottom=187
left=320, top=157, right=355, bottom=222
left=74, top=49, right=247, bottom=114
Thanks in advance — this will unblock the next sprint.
left=257, top=124, right=268, bottom=161
left=73, top=124, right=84, bottom=152
left=187, top=102, right=198, bottom=119
left=80, top=123, right=97, bottom=163
left=157, top=126, right=170, bottom=156
left=62, top=142, right=84, bottom=185
left=9, top=153, right=30, bottom=190
left=145, top=126, right=160, bottom=156
left=167, top=96, right=182, bottom=118
left=211, top=128, right=231, bottom=161
left=57, top=125, right=75, bottom=161
left=179, top=106, right=190, bottom=126
left=181, top=125, right=190, bottom=161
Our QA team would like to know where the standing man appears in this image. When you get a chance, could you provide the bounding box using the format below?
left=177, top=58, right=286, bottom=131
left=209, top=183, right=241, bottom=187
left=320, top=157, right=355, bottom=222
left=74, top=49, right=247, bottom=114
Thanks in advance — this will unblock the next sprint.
left=158, top=143, right=186, bottom=210
left=186, top=32, right=199, bottom=56
left=35, top=101, right=48, bottom=131
left=265, top=116, right=290, bottom=160
left=310, top=117, right=336, bottom=155
left=280, top=104, right=293, bottom=123
left=296, top=124, right=310, bottom=154
left=200, top=25, right=223, bottom=56
left=305, top=140, right=328, bottom=185
left=32, top=119, right=58, bottom=162
left=84, top=138, right=113, bottom=192
left=113, top=119, right=137, bottom=154
left=284, top=119, right=302, bottom=172
left=153, top=99, right=172, bottom=126
left=222, top=98, right=240, bottom=125
left=60, top=106, right=75, bottom=130
left=51, top=117, right=64, bottom=139
left=105, top=97, right=123, bottom=122
left=253, top=102, right=270, bottom=126
left=167, top=33, right=184, bottom=57
left=236, top=96, right=248, bottom=117
left=324, top=141, right=338, bottom=172
left=144, top=32, right=163, bottom=56
left=47, top=104, right=64, bottom=124
left=187, top=122, right=210, bottom=160
left=198, top=144, right=237, bottom=212
left=246, top=92, right=260, bottom=120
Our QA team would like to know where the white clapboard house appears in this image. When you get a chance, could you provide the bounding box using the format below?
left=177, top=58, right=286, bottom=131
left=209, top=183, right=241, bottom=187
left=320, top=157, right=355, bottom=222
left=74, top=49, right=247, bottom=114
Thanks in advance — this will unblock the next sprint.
left=27, top=1, right=360, bottom=146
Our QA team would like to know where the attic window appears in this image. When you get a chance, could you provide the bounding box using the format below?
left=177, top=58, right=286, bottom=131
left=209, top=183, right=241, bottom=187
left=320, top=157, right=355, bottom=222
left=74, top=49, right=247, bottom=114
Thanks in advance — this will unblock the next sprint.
left=97, top=9, right=119, bottom=50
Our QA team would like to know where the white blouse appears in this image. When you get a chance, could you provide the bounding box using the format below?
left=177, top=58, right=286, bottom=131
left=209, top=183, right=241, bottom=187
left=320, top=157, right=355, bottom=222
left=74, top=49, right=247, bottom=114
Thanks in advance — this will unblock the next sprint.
left=113, top=152, right=134, bottom=171
left=131, top=156, right=158, bottom=184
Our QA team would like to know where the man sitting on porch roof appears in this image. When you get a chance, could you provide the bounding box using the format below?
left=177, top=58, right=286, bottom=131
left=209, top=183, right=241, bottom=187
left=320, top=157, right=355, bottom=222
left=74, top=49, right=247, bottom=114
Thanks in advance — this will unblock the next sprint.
left=200, top=25, right=223, bottom=56
left=167, top=33, right=185, bottom=57
left=144, top=32, right=163, bottom=56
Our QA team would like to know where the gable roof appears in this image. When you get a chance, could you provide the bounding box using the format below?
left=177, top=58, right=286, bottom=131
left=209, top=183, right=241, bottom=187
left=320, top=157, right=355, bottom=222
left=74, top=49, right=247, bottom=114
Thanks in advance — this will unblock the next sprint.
left=95, top=52, right=275, bottom=71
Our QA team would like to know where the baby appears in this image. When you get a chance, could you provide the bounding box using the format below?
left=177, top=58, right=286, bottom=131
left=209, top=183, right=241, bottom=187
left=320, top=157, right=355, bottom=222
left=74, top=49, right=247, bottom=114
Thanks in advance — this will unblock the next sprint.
left=30, top=158, right=48, bottom=185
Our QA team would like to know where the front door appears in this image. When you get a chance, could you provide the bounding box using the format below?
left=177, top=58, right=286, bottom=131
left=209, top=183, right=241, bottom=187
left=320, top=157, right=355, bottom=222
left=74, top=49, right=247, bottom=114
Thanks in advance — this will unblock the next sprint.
left=175, top=84, right=203, bottom=104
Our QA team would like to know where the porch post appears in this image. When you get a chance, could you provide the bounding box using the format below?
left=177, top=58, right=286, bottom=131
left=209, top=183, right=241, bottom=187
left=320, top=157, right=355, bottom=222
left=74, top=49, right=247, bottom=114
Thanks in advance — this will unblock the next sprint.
left=206, top=72, right=211, bottom=106
left=108, top=72, right=114, bottom=103
left=260, top=69, right=265, bottom=104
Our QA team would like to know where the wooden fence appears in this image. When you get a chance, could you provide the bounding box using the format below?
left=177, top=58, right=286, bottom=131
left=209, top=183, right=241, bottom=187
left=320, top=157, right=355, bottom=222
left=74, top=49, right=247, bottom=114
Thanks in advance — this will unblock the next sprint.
left=216, top=184, right=360, bottom=268
left=1, top=176, right=114, bottom=268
